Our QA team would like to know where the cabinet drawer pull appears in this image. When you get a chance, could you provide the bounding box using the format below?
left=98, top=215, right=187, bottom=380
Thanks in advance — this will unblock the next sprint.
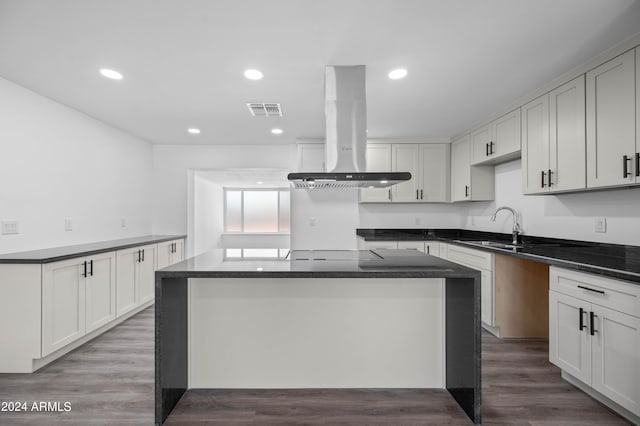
left=142, top=249, right=145, bottom=262
left=548, top=169, right=553, bottom=187
left=465, top=185, right=469, bottom=197
left=541, top=170, right=546, bottom=188
left=485, top=143, right=489, bottom=156
left=577, top=285, right=605, bottom=294
left=579, top=307, right=586, bottom=331
left=489, top=141, right=494, bottom=155
left=636, top=153, right=639, bottom=177
left=420, top=189, right=423, bottom=200
left=89, top=260, right=93, bottom=276
left=137, top=250, right=141, bottom=262
left=82, top=261, right=87, bottom=277
left=426, top=245, right=430, bottom=254
left=623, top=155, right=631, bottom=177
left=388, top=189, right=392, bottom=201
left=590, top=311, right=597, bottom=336
left=416, top=189, right=419, bottom=200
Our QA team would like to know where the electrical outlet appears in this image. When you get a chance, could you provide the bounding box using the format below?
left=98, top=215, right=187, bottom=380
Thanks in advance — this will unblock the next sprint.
left=594, top=217, right=607, bottom=233
left=120, top=218, right=126, bottom=228
left=64, top=219, right=73, bottom=232
left=1, top=220, right=19, bottom=235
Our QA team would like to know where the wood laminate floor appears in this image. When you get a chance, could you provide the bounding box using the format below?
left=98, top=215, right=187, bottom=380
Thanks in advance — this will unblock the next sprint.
left=0, top=307, right=631, bottom=425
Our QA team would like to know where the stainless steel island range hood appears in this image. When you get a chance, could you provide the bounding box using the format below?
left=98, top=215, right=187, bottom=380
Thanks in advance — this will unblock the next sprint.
left=288, top=66, right=411, bottom=189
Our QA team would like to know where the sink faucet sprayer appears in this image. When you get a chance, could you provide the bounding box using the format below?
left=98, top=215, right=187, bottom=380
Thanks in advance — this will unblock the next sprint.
left=490, top=206, right=522, bottom=245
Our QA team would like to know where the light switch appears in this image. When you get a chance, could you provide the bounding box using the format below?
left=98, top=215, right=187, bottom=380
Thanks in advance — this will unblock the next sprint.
left=64, top=219, right=73, bottom=231
left=594, top=217, right=606, bottom=233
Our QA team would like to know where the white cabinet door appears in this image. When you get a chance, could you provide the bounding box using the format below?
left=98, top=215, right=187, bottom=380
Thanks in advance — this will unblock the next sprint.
left=419, top=144, right=450, bottom=202
left=397, top=241, right=425, bottom=252
left=424, top=242, right=440, bottom=257
left=586, top=49, right=636, bottom=188
left=297, top=143, right=325, bottom=172
left=85, top=251, right=116, bottom=333
left=591, top=304, right=640, bottom=416
left=138, top=244, right=157, bottom=305
left=470, top=125, right=492, bottom=165
left=42, top=258, right=86, bottom=357
left=451, top=135, right=471, bottom=201
left=156, top=241, right=172, bottom=270
left=480, top=269, right=494, bottom=326
left=360, top=144, right=392, bottom=202
left=116, top=248, right=138, bottom=316
left=550, top=75, right=586, bottom=192
left=549, top=291, right=591, bottom=384
left=171, top=239, right=184, bottom=264
left=521, top=94, right=550, bottom=194
left=392, top=144, right=421, bottom=202
left=493, top=109, right=521, bottom=158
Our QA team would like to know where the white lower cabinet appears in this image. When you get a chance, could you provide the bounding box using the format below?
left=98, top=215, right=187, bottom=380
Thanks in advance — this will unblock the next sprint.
left=116, top=244, right=157, bottom=316
left=549, top=267, right=640, bottom=418
left=42, top=251, right=116, bottom=357
left=157, top=239, right=185, bottom=269
left=443, top=244, right=495, bottom=328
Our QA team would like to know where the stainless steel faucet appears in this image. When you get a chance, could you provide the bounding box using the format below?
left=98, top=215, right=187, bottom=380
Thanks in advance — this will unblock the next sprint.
left=490, top=206, right=522, bottom=245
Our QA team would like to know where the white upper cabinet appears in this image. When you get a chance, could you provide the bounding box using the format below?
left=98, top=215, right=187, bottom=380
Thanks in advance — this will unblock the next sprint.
left=419, top=144, right=450, bottom=202
left=392, top=144, right=421, bottom=202
left=522, top=94, right=550, bottom=194
left=451, top=135, right=494, bottom=202
left=586, top=49, right=637, bottom=188
left=550, top=76, right=586, bottom=192
left=296, top=143, right=325, bottom=172
left=359, top=143, right=392, bottom=202
left=522, top=75, right=586, bottom=194
left=471, top=109, right=521, bottom=165
left=360, top=142, right=450, bottom=203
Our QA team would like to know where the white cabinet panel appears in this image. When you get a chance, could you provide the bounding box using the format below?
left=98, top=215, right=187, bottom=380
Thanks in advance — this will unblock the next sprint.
left=451, top=135, right=494, bottom=202
left=493, top=109, right=521, bottom=158
left=522, top=94, right=550, bottom=194
left=424, top=242, right=440, bottom=257
left=297, top=143, right=325, bottom=172
left=419, top=144, right=450, bottom=202
left=116, top=248, right=138, bottom=316
left=392, top=144, right=421, bottom=202
left=591, top=304, right=640, bottom=416
left=360, top=143, right=392, bottom=202
left=550, top=75, right=586, bottom=192
left=42, top=258, right=85, bottom=357
left=138, top=244, right=158, bottom=305
left=157, top=239, right=186, bottom=270
left=549, top=290, right=591, bottom=383
left=85, top=251, right=116, bottom=333
left=480, top=269, right=494, bottom=326
left=586, top=49, right=636, bottom=188
left=470, top=125, right=491, bottom=164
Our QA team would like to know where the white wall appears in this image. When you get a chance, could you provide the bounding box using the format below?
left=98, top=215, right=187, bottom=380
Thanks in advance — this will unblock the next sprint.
left=464, top=159, right=640, bottom=245
left=0, top=77, right=152, bottom=254
left=192, top=173, right=223, bottom=256
left=359, top=203, right=464, bottom=229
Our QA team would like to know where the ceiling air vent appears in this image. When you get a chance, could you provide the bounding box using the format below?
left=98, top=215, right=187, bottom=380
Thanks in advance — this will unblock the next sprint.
left=246, top=103, right=282, bottom=117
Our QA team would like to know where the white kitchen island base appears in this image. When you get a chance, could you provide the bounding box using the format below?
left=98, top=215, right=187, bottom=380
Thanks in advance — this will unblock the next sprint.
left=189, top=277, right=444, bottom=389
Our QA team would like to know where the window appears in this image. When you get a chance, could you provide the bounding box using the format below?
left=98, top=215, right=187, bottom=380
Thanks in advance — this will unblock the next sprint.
left=223, top=188, right=290, bottom=260
left=224, top=189, right=290, bottom=233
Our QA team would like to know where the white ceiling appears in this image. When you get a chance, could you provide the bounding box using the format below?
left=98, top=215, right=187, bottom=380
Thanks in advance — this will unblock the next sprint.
left=1, top=0, right=639, bottom=146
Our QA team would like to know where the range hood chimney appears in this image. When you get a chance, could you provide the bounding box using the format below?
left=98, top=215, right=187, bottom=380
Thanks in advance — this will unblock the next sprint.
left=288, top=65, right=411, bottom=189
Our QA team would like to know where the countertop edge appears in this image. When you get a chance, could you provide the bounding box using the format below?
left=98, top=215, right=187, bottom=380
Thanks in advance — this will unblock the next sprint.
left=0, top=235, right=187, bottom=264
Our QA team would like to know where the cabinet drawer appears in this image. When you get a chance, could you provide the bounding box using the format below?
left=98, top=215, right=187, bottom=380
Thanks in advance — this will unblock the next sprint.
left=550, top=267, right=640, bottom=318
left=446, top=244, right=493, bottom=271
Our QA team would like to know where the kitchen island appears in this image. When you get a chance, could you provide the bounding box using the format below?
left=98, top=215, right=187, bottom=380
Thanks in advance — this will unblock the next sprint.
left=155, top=249, right=481, bottom=425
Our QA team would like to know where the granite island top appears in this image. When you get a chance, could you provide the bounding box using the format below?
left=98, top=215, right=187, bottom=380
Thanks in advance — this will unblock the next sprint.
left=156, top=248, right=480, bottom=279
left=357, top=228, right=640, bottom=284
left=0, top=235, right=186, bottom=264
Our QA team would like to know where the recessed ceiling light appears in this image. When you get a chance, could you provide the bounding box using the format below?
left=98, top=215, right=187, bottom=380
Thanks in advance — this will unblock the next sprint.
left=244, top=69, right=263, bottom=80
left=388, top=68, right=408, bottom=80
left=271, top=128, right=283, bottom=135
left=187, top=128, right=201, bottom=134
left=99, top=68, right=123, bottom=80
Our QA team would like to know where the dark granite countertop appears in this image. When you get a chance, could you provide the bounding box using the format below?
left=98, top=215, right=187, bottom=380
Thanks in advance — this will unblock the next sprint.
left=0, top=235, right=186, bottom=264
left=357, top=228, right=640, bottom=283
left=156, top=248, right=479, bottom=279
